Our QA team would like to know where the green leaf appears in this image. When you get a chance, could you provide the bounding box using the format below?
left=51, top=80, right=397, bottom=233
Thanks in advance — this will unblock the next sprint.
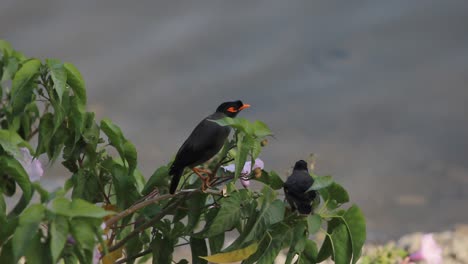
left=50, top=215, right=69, bottom=263
left=200, top=242, right=258, bottom=263
left=0, top=239, right=14, bottom=263
left=12, top=204, right=45, bottom=261
left=141, top=166, right=169, bottom=195
left=316, top=218, right=338, bottom=262
left=69, top=218, right=99, bottom=251
left=33, top=182, right=50, bottom=203
left=297, top=240, right=318, bottom=264
left=0, top=215, right=18, bottom=246
left=330, top=222, right=353, bottom=264
left=252, top=120, right=272, bottom=137
left=1, top=56, right=19, bottom=82
left=0, top=40, right=13, bottom=54
left=317, top=217, right=354, bottom=264
left=190, top=237, right=208, bottom=264
left=71, top=170, right=102, bottom=203
left=50, top=197, right=114, bottom=218
left=208, top=233, right=225, bottom=254
left=344, top=205, right=366, bottom=264
left=101, top=119, right=137, bottom=173
left=10, top=59, right=40, bottom=115
left=285, top=221, right=307, bottom=264
left=69, top=96, right=85, bottom=145
left=0, top=176, right=16, bottom=197
left=245, top=224, right=291, bottom=264
left=307, top=175, right=333, bottom=191
left=64, top=63, right=86, bottom=104
left=320, top=182, right=350, bottom=210
left=228, top=198, right=285, bottom=251
left=253, top=170, right=284, bottom=190
left=36, top=113, right=54, bottom=155
left=50, top=95, right=65, bottom=134
left=83, top=112, right=99, bottom=147
left=186, top=192, right=207, bottom=232
left=46, top=59, right=68, bottom=102
left=209, top=117, right=249, bottom=134
left=0, top=129, right=25, bottom=157
left=0, top=191, right=5, bottom=217
left=125, top=236, right=143, bottom=264
left=234, top=133, right=254, bottom=180
left=111, top=163, right=140, bottom=210
left=307, top=214, right=321, bottom=234
left=101, top=118, right=125, bottom=153
left=197, top=190, right=246, bottom=237
left=151, top=232, right=174, bottom=264
left=25, top=231, right=53, bottom=264
left=0, top=156, right=32, bottom=216
left=123, top=140, right=137, bottom=175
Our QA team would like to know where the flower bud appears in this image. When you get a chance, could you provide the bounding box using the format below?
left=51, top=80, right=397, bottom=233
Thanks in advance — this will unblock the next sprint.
left=254, top=167, right=262, bottom=178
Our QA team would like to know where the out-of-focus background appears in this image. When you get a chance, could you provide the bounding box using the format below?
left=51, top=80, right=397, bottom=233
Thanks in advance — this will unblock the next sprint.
left=2, top=0, right=467, bottom=241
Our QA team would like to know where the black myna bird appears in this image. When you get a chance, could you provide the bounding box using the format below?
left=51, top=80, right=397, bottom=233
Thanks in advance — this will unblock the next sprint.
left=283, top=160, right=317, bottom=214
left=169, top=100, right=250, bottom=194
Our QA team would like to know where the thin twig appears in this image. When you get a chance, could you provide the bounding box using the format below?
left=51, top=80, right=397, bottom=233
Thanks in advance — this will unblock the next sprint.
left=105, top=192, right=176, bottom=228
left=26, top=127, right=39, bottom=141
left=114, top=248, right=151, bottom=264
left=107, top=193, right=190, bottom=252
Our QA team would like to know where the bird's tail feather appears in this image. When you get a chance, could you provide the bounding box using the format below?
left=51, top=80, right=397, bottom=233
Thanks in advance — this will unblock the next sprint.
left=169, top=165, right=184, bottom=194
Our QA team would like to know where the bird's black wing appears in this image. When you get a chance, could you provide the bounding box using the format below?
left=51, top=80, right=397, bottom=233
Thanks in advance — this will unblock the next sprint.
left=284, top=171, right=315, bottom=214
left=173, top=116, right=228, bottom=168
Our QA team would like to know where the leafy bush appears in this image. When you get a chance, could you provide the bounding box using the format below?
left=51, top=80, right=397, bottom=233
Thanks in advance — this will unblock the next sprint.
left=0, top=40, right=366, bottom=264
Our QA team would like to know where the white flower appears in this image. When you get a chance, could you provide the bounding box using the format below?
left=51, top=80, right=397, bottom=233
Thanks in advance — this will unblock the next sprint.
left=409, top=234, right=442, bottom=264
left=17, top=148, right=43, bottom=181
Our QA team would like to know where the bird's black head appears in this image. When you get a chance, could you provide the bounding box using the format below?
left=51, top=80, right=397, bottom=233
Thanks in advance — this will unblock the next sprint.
left=216, top=100, right=251, bottom=117
left=293, top=160, right=308, bottom=171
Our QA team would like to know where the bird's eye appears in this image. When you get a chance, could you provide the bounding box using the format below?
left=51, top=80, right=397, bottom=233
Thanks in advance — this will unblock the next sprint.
left=226, top=107, right=237, bottom=113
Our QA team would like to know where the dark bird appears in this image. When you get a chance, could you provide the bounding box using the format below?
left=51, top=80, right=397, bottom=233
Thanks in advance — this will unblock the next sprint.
left=169, top=100, right=250, bottom=194
left=283, top=160, right=317, bottom=214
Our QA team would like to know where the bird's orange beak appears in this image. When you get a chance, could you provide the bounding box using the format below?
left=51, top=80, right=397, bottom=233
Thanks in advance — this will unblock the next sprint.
left=239, top=104, right=251, bottom=111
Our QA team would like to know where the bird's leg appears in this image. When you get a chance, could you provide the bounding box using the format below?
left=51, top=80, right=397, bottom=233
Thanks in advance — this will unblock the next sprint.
left=192, top=167, right=212, bottom=191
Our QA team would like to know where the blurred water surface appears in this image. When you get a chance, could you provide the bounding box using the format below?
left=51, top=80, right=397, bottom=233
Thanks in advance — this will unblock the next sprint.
left=2, top=0, right=468, bottom=241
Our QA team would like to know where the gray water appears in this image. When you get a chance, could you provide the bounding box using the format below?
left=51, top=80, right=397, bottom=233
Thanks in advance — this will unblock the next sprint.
left=2, top=0, right=468, bottom=241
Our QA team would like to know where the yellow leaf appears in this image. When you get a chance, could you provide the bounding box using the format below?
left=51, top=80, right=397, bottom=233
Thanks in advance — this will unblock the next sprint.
left=102, top=247, right=123, bottom=264
left=199, top=242, right=258, bottom=263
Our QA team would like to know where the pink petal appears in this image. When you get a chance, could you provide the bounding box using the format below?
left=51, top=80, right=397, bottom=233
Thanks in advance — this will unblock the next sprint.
left=28, top=159, right=44, bottom=181
left=18, top=148, right=44, bottom=182
left=222, top=164, right=236, bottom=173
left=93, top=247, right=101, bottom=264
left=409, top=251, right=424, bottom=261
left=222, top=159, right=264, bottom=175
left=241, top=161, right=252, bottom=174
left=420, top=234, right=442, bottom=264
left=241, top=178, right=250, bottom=188
left=253, top=159, right=264, bottom=170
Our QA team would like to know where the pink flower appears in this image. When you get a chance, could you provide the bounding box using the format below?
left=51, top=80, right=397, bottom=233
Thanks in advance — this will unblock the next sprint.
left=17, top=148, right=43, bottom=181
left=408, top=234, right=442, bottom=264
left=223, top=159, right=264, bottom=189
left=223, top=159, right=264, bottom=175
left=93, top=246, right=101, bottom=264
left=66, top=235, right=76, bottom=245
left=240, top=178, right=250, bottom=188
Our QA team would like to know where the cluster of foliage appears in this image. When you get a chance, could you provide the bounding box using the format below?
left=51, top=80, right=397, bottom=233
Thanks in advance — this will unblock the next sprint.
left=360, top=245, right=408, bottom=264
left=0, top=40, right=366, bottom=264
